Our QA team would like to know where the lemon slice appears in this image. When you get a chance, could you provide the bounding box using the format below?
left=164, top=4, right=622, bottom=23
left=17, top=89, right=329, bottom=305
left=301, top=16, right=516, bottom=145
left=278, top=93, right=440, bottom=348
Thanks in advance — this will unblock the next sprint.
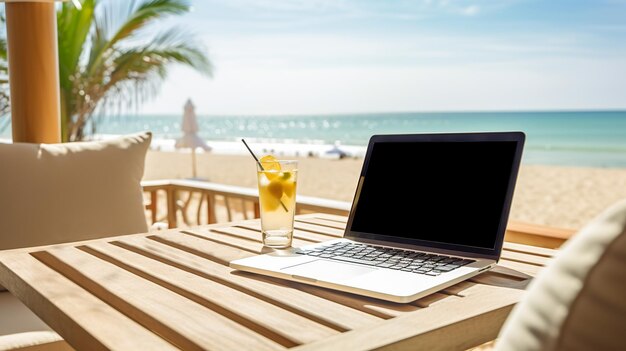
left=260, top=155, right=280, bottom=171
left=260, top=155, right=281, bottom=180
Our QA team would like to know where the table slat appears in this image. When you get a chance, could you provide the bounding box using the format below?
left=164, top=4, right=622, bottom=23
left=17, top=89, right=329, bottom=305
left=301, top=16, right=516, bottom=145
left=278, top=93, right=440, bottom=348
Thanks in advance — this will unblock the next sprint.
left=439, top=280, right=478, bottom=297
left=294, top=218, right=347, bottom=231
left=293, top=223, right=344, bottom=238
left=293, top=283, right=524, bottom=351
left=216, top=225, right=323, bottom=246
left=470, top=272, right=530, bottom=290
left=496, top=258, right=542, bottom=276
left=117, top=235, right=384, bottom=331
left=502, top=241, right=556, bottom=257
left=292, top=284, right=421, bottom=319
left=151, top=232, right=425, bottom=319
left=33, top=247, right=285, bottom=351
left=84, top=241, right=340, bottom=346
left=500, top=250, right=549, bottom=267
left=309, top=214, right=350, bottom=223
left=0, top=252, right=178, bottom=351
left=180, top=229, right=263, bottom=253
left=185, top=227, right=313, bottom=251
left=236, top=223, right=340, bottom=243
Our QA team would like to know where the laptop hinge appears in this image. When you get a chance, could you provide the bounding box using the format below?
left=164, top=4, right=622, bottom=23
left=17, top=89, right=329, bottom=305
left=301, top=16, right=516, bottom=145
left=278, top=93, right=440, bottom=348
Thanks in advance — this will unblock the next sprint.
left=347, top=236, right=499, bottom=261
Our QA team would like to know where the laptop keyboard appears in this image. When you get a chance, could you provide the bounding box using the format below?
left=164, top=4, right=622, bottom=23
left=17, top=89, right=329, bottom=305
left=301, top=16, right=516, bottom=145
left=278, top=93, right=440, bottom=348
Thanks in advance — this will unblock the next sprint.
left=296, top=242, right=475, bottom=276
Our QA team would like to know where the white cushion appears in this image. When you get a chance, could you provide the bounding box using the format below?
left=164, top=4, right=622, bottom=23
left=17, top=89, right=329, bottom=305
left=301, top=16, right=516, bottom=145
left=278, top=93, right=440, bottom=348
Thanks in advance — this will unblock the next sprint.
left=0, top=132, right=151, bottom=251
left=496, top=199, right=626, bottom=350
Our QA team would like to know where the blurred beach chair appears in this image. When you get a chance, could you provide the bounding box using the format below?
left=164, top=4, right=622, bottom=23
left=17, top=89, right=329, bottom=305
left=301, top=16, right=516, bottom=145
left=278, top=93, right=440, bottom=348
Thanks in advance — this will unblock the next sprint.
left=494, top=199, right=626, bottom=350
left=0, top=133, right=151, bottom=350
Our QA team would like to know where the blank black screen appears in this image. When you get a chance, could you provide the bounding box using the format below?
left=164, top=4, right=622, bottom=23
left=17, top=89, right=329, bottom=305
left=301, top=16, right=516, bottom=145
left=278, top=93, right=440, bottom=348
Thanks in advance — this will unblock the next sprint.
left=349, top=141, right=517, bottom=249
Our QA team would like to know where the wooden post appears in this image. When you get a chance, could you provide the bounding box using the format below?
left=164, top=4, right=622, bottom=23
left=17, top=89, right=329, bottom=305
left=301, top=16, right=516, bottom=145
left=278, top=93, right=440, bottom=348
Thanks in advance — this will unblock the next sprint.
left=207, top=193, right=217, bottom=224
left=149, top=190, right=158, bottom=224
left=242, top=199, right=249, bottom=220
left=253, top=201, right=260, bottom=219
left=224, top=196, right=232, bottom=222
left=5, top=1, right=61, bottom=143
left=166, top=188, right=177, bottom=228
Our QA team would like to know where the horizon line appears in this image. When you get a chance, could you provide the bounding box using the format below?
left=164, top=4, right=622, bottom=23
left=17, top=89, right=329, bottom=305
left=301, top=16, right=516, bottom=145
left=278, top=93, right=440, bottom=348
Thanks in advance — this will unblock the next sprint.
left=133, top=108, right=626, bottom=117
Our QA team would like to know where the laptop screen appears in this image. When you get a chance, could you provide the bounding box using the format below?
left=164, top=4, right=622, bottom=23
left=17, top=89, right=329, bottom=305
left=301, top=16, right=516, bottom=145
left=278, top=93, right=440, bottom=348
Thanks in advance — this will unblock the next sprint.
left=347, top=136, right=521, bottom=254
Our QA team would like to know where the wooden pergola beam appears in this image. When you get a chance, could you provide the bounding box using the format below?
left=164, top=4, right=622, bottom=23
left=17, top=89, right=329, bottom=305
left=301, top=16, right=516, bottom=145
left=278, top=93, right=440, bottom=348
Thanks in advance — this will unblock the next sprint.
left=4, top=0, right=61, bottom=143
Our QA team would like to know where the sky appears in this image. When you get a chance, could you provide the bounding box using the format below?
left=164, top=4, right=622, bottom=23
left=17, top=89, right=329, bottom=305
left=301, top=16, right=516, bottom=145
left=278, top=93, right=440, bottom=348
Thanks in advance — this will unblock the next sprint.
left=140, top=0, right=626, bottom=115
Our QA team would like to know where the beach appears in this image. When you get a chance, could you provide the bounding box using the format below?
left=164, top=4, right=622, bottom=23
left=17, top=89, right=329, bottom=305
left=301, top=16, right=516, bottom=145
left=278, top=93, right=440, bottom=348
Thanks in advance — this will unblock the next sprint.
left=144, top=150, right=626, bottom=230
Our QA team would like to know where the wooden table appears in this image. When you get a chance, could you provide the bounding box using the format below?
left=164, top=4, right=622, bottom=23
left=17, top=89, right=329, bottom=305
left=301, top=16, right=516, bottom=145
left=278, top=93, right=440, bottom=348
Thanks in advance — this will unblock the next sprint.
left=0, top=214, right=555, bottom=351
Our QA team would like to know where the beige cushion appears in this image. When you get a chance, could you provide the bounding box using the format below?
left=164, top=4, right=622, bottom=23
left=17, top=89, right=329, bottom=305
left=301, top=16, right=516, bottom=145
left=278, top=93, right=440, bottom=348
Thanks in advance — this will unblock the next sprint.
left=0, top=132, right=150, bottom=251
left=0, top=292, right=71, bottom=350
left=496, top=199, right=626, bottom=350
left=0, top=292, right=53, bottom=336
left=0, top=332, right=70, bottom=351
left=0, top=133, right=150, bottom=349
left=0, top=132, right=151, bottom=293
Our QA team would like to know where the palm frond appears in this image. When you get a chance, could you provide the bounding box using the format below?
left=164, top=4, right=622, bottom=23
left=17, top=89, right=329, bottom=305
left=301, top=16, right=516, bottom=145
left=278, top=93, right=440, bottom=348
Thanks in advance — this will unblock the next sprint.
left=53, top=0, right=211, bottom=141
left=100, top=28, right=211, bottom=114
left=57, top=0, right=96, bottom=90
left=57, top=0, right=97, bottom=141
left=87, top=0, right=190, bottom=76
left=111, top=0, right=189, bottom=44
left=0, top=10, right=6, bottom=62
left=144, top=28, right=212, bottom=75
left=0, top=38, right=6, bottom=61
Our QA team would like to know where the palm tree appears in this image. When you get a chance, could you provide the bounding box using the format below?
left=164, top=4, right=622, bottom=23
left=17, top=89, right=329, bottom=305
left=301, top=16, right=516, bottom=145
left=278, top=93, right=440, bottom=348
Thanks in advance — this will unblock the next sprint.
left=57, top=0, right=212, bottom=141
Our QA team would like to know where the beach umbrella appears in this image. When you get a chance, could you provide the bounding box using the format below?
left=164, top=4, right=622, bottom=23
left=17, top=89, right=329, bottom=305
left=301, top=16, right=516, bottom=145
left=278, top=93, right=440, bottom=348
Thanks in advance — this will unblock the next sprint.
left=325, top=140, right=349, bottom=159
left=175, top=99, right=211, bottom=178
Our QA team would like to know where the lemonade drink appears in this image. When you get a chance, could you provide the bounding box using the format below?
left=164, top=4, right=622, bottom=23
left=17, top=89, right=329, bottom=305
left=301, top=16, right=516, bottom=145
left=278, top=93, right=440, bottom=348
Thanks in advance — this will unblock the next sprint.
left=257, top=157, right=297, bottom=248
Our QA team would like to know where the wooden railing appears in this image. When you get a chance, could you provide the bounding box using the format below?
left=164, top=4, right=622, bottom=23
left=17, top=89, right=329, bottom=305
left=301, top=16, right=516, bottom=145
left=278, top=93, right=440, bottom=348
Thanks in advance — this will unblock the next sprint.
left=142, top=179, right=350, bottom=228
left=503, top=222, right=575, bottom=249
left=142, top=179, right=576, bottom=249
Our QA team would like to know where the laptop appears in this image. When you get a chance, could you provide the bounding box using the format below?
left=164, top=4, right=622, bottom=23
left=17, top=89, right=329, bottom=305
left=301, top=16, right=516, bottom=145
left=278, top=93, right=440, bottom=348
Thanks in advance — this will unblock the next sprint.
left=230, top=132, right=525, bottom=303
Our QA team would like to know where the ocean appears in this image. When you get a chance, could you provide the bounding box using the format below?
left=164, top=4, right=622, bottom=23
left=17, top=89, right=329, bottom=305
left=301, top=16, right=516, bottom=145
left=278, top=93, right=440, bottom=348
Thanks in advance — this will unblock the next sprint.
left=2, top=110, right=626, bottom=168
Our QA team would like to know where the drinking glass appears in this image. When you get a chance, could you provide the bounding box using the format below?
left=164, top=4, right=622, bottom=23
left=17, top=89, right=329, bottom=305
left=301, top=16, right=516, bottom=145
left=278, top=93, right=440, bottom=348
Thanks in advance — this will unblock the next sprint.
left=256, top=160, right=298, bottom=248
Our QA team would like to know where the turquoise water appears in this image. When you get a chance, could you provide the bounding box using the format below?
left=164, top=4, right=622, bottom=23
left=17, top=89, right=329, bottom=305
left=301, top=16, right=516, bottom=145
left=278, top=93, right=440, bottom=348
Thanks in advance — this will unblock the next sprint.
left=2, top=110, right=626, bottom=167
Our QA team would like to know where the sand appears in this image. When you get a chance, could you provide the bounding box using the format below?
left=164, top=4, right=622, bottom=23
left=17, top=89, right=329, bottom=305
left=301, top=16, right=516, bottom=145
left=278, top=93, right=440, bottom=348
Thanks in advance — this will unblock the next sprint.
left=144, top=150, right=626, bottom=230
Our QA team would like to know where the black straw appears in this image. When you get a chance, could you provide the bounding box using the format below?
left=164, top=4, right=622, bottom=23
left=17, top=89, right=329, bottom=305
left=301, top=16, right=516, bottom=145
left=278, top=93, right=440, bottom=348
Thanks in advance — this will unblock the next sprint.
left=242, top=139, right=265, bottom=170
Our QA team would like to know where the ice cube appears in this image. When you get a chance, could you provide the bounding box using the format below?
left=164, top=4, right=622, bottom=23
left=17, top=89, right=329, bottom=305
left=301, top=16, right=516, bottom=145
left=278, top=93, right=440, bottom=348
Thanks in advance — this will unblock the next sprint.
left=259, top=175, right=271, bottom=186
